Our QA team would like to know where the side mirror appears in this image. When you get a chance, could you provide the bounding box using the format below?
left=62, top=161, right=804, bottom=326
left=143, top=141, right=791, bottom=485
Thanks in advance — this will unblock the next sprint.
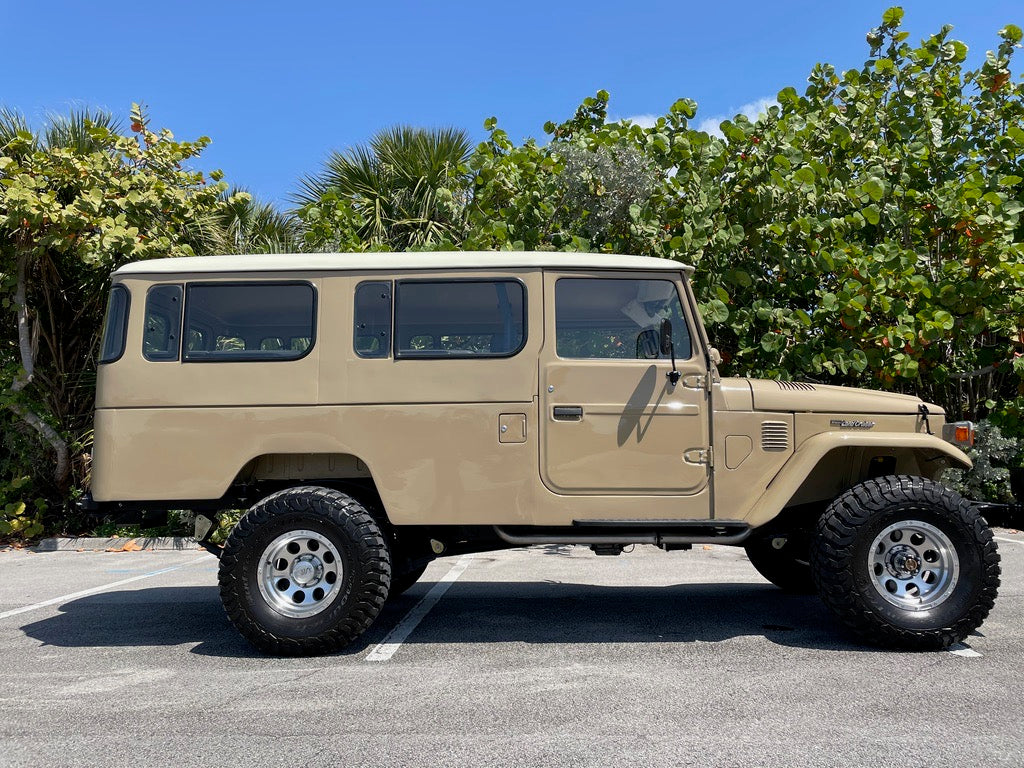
left=635, top=329, right=660, bottom=360
left=659, top=319, right=673, bottom=355
left=709, top=347, right=722, bottom=366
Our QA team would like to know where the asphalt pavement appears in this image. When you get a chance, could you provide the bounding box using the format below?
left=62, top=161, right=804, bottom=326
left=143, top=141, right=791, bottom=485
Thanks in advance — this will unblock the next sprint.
left=0, top=531, right=1021, bottom=768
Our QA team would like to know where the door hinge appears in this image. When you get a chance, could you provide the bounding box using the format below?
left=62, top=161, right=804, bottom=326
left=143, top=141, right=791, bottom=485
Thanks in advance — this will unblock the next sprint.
left=683, top=447, right=713, bottom=466
left=681, top=372, right=709, bottom=390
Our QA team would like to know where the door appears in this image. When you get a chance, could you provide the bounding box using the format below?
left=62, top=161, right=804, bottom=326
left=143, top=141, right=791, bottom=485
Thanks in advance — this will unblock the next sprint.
left=540, top=272, right=711, bottom=501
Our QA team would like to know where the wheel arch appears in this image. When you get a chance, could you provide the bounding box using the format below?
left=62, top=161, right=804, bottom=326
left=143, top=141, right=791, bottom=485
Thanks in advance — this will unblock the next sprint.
left=231, top=452, right=390, bottom=521
left=743, top=432, right=972, bottom=529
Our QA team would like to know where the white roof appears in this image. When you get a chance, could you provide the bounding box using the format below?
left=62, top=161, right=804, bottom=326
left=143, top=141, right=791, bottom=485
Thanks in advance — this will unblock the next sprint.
left=113, top=251, right=694, bottom=276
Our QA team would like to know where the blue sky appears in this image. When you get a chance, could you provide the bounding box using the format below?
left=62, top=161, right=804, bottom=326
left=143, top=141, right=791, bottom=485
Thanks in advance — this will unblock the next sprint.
left=1, top=0, right=1020, bottom=206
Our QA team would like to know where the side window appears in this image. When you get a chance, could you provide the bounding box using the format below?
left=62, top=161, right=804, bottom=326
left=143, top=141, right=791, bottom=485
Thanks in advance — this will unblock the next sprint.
left=354, top=281, right=392, bottom=358
left=394, top=280, right=525, bottom=359
left=143, top=284, right=183, bottom=361
left=183, top=283, right=316, bottom=362
left=99, top=284, right=130, bottom=364
left=555, top=278, right=692, bottom=360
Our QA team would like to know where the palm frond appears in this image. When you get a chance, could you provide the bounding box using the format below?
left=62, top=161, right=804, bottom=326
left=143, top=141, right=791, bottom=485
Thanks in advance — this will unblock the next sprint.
left=43, top=107, right=122, bottom=152
left=0, top=107, right=33, bottom=152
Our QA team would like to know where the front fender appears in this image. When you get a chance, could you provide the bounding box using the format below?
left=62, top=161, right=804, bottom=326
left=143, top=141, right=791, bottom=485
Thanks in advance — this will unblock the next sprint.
left=743, top=432, right=971, bottom=528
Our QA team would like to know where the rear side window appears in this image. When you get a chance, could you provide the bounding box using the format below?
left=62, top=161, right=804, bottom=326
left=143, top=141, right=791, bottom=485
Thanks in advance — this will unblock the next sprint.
left=99, top=285, right=130, bottom=364
left=394, top=280, right=525, bottom=358
left=354, top=281, right=392, bottom=358
left=555, top=278, right=692, bottom=360
left=183, top=283, right=316, bottom=362
left=143, top=284, right=183, bottom=361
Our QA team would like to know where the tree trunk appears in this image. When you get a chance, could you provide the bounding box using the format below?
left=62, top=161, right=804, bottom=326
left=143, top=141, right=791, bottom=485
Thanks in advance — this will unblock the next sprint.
left=7, top=250, right=70, bottom=490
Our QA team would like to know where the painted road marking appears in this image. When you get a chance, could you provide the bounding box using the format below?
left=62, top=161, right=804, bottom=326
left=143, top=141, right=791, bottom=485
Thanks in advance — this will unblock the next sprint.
left=994, top=536, right=1023, bottom=546
left=366, top=555, right=475, bottom=662
left=947, top=643, right=982, bottom=658
left=0, top=555, right=210, bottom=621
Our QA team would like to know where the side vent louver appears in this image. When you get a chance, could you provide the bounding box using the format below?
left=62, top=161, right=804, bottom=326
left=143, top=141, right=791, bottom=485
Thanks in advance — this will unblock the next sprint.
left=776, top=381, right=816, bottom=391
left=761, top=421, right=790, bottom=451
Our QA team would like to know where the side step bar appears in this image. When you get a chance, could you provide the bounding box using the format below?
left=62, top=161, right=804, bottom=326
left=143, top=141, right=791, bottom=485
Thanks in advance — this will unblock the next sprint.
left=493, top=520, right=751, bottom=547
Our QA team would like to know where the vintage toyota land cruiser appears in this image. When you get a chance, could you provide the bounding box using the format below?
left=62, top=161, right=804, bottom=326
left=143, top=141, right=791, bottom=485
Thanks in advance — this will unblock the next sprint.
left=89, top=252, right=1000, bottom=655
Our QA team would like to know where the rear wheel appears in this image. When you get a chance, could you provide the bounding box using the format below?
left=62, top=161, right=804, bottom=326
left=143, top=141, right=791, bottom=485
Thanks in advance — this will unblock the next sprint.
left=219, top=486, right=391, bottom=656
left=811, top=475, right=1000, bottom=650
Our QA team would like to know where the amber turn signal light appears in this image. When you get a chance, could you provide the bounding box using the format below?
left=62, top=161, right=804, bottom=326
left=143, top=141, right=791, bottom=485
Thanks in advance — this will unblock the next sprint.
left=942, top=421, right=975, bottom=448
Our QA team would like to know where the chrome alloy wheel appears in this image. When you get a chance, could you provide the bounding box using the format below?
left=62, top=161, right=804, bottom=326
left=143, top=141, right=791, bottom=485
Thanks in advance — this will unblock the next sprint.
left=868, top=520, right=960, bottom=611
left=258, top=530, right=343, bottom=618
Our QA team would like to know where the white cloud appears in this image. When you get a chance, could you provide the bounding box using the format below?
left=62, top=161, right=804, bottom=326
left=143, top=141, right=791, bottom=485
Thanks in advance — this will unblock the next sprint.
left=696, top=96, right=777, bottom=137
left=622, top=114, right=660, bottom=129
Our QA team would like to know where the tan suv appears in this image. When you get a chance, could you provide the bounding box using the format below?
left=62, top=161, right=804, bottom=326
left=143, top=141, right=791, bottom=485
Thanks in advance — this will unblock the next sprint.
left=89, top=252, right=1000, bottom=655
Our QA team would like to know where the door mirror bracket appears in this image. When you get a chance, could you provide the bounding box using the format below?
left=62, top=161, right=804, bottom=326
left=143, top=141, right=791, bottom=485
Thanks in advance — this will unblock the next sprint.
left=660, top=319, right=681, bottom=385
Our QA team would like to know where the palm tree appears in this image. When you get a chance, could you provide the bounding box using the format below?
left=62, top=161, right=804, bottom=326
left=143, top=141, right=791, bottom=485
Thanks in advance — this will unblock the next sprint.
left=295, top=125, right=473, bottom=249
left=210, top=188, right=303, bottom=254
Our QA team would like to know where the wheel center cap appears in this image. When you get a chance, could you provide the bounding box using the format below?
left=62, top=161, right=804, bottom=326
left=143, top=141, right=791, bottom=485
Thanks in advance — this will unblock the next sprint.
left=887, top=545, right=922, bottom=578
left=292, top=561, right=316, bottom=583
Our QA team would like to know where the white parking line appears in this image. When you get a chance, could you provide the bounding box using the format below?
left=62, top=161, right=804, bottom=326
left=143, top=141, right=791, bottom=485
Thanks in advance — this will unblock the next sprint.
left=947, top=643, right=982, bottom=658
left=366, top=555, right=475, bottom=662
left=0, top=556, right=208, bottom=621
left=994, top=536, right=1023, bottom=546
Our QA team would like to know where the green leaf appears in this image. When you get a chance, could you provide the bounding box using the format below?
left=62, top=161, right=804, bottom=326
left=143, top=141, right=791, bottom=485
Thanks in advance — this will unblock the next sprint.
left=882, top=6, right=904, bottom=26
left=863, top=204, right=880, bottom=225
left=794, top=167, right=816, bottom=185
left=1000, top=24, right=1023, bottom=43
left=705, top=299, right=729, bottom=324
left=670, top=99, right=697, bottom=119
left=863, top=178, right=885, bottom=201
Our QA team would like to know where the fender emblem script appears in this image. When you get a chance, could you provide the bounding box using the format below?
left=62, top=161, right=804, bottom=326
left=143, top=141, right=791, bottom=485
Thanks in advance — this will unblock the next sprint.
left=830, top=419, right=876, bottom=429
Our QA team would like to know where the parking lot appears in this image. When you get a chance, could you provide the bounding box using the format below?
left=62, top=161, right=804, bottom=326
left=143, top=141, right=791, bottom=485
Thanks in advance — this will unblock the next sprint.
left=1, top=532, right=1021, bottom=768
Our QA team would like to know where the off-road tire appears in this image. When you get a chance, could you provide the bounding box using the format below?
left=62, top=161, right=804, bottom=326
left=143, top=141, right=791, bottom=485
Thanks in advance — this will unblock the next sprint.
left=219, top=486, right=391, bottom=656
left=744, top=533, right=815, bottom=594
left=388, top=564, right=428, bottom=599
left=811, top=475, right=1000, bottom=650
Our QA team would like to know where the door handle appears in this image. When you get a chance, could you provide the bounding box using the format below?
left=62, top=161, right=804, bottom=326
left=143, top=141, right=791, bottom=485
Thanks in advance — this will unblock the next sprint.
left=552, top=406, right=584, bottom=421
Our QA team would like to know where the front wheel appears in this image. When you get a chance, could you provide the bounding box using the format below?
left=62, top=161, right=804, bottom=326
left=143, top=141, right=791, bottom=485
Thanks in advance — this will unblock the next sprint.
left=219, top=486, right=391, bottom=656
left=811, top=475, right=1000, bottom=650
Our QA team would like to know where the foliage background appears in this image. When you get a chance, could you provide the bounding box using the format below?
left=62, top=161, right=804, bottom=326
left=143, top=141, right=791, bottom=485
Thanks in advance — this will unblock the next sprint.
left=2, top=9, right=1022, bottom=539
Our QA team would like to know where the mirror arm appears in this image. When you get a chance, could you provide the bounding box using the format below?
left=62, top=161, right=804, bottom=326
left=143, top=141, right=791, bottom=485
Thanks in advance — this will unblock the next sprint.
left=666, top=343, right=680, bottom=385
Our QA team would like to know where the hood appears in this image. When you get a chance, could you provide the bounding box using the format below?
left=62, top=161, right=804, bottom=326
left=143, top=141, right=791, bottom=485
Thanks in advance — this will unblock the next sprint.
left=746, top=379, right=935, bottom=415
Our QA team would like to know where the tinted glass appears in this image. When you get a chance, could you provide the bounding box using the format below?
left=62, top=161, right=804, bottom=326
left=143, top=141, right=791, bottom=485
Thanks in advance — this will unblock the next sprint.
left=555, top=278, right=692, bottom=360
left=99, top=285, right=130, bottom=364
left=183, top=283, right=315, bottom=361
left=354, top=281, right=392, bottom=358
left=143, top=284, right=183, bottom=361
left=394, top=280, right=525, bottom=358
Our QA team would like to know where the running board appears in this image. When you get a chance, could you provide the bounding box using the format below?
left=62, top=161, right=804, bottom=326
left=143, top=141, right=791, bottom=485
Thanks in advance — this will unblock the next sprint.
left=492, top=521, right=751, bottom=547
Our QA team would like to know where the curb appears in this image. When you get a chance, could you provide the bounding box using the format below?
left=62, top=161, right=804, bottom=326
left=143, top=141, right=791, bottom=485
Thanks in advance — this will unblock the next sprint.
left=33, top=536, right=202, bottom=552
